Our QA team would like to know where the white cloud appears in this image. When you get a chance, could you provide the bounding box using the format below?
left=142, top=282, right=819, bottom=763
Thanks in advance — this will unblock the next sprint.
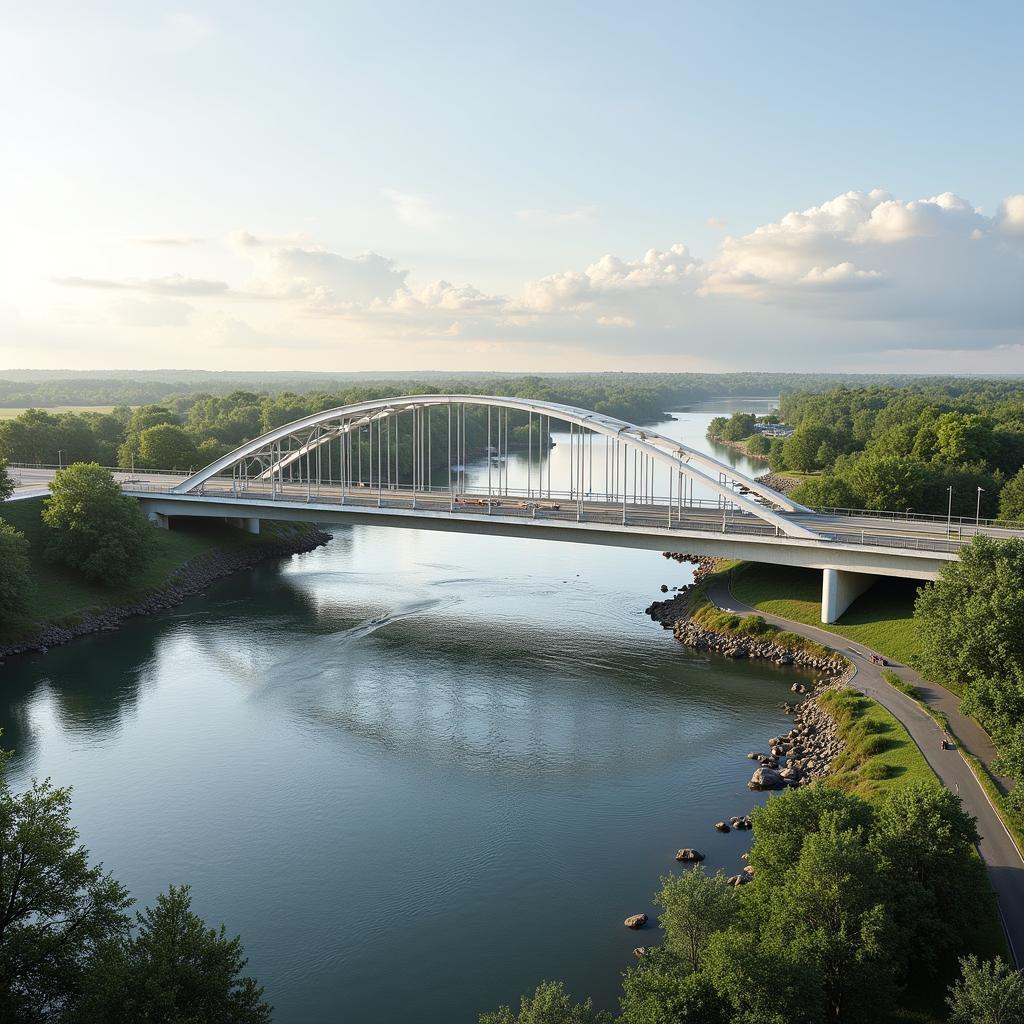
left=596, top=315, right=635, bottom=327
left=382, top=188, right=446, bottom=230
left=250, top=246, right=409, bottom=307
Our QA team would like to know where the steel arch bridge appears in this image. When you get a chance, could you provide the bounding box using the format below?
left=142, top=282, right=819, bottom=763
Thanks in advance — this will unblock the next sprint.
left=171, top=394, right=818, bottom=539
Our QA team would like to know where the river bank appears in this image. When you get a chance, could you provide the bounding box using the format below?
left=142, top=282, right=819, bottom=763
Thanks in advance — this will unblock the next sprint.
left=0, top=521, right=330, bottom=660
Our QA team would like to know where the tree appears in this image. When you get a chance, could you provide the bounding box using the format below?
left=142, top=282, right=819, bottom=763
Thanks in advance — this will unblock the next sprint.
left=747, top=786, right=872, bottom=886
left=42, top=463, right=150, bottom=584
left=0, top=462, right=13, bottom=501
left=842, top=451, right=928, bottom=511
left=479, top=980, right=611, bottom=1024
left=619, top=959, right=727, bottom=1024
left=934, top=412, right=995, bottom=466
left=868, top=783, right=989, bottom=972
left=915, top=536, right=1024, bottom=732
left=0, top=518, right=32, bottom=619
left=782, top=424, right=834, bottom=473
left=947, top=956, right=1024, bottom=1024
left=702, top=929, right=824, bottom=1024
left=0, top=753, right=133, bottom=1024
left=655, top=867, right=737, bottom=972
left=999, top=468, right=1024, bottom=523
left=790, top=474, right=857, bottom=510
left=746, top=822, right=894, bottom=1021
left=75, top=885, right=272, bottom=1024
left=136, top=424, right=197, bottom=471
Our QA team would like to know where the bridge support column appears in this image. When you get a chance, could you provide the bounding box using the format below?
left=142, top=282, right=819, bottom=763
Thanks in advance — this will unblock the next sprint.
left=225, top=516, right=260, bottom=535
left=821, top=568, right=873, bottom=624
left=147, top=512, right=170, bottom=530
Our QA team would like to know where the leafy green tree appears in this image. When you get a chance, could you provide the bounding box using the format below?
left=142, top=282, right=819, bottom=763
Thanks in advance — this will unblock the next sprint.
left=790, top=474, right=857, bottom=509
left=0, top=462, right=13, bottom=501
left=745, top=434, right=770, bottom=457
left=75, top=884, right=272, bottom=1024
left=947, top=955, right=1024, bottom=1024
left=746, top=821, right=893, bottom=1021
left=479, top=980, right=611, bottom=1024
left=702, top=929, right=824, bottom=1024
left=935, top=412, right=994, bottom=466
left=868, top=783, right=989, bottom=972
left=782, top=423, right=834, bottom=473
left=841, top=451, right=928, bottom=511
left=915, top=536, right=1024, bottom=731
left=655, top=867, right=736, bottom=972
left=0, top=518, right=32, bottom=619
left=619, top=959, right=726, bottom=1024
left=42, top=463, right=150, bottom=584
left=136, top=424, right=198, bottom=471
left=719, top=413, right=757, bottom=442
left=999, top=468, right=1024, bottom=522
left=0, top=747, right=133, bottom=1024
left=747, top=786, right=872, bottom=886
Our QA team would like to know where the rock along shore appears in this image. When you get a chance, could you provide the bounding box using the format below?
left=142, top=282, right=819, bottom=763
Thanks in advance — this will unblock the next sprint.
left=0, top=523, right=332, bottom=661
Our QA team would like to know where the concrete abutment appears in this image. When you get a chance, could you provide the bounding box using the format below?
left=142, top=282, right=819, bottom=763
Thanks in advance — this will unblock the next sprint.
left=821, top=567, right=874, bottom=624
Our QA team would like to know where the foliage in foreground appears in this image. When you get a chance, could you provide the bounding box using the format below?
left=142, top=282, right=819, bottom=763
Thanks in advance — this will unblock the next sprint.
left=947, top=954, right=1024, bottom=1024
left=482, top=784, right=1000, bottom=1023
left=41, top=462, right=150, bottom=583
left=0, top=740, right=271, bottom=1023
left=915, top=535, right=1024, bottom=807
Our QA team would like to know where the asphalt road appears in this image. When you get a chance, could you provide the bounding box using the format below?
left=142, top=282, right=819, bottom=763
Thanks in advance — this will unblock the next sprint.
left=707, top=575, right=1024, bottom=965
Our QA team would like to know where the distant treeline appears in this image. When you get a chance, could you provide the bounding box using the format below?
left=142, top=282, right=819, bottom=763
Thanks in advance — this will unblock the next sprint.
left=0, top=370, right=993, bottom=410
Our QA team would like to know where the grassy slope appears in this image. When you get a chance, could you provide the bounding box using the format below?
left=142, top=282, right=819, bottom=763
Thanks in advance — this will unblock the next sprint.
left=686, top=561, right=844, bottom=665
left=731, top=562, right=922, bottom=667
left=0, top=497, right=265, bottom=640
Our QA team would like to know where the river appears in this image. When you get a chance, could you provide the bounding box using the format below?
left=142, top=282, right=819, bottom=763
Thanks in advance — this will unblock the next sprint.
left=0, top=399, right=802, bottom=1022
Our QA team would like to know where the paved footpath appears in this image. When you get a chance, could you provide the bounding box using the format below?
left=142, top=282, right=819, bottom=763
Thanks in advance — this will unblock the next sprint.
left=705, top=575, right=1024, bottom=965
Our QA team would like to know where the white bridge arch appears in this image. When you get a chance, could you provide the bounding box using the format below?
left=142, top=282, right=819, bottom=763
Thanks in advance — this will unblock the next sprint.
left=172, top=394, right=816, bottom=539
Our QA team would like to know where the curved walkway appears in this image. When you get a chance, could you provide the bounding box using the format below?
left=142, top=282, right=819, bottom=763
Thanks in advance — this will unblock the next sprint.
left=706, top=574, right=1024, bottom=965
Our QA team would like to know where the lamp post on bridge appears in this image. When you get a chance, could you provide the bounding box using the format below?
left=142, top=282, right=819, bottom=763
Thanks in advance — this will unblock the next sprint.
left=947, top=486, right=953, bottom=537
left=977, top=486, right=984, bottom=529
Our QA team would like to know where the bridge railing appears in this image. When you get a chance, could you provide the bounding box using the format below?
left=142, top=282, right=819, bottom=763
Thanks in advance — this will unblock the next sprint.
left=809, top=504, right=1024, bottom=532
left=120, top=477, right=968, bottom=555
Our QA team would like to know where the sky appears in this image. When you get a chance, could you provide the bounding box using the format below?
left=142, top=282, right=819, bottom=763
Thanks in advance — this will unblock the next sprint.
left=2, top=1, right=1023, bottom=374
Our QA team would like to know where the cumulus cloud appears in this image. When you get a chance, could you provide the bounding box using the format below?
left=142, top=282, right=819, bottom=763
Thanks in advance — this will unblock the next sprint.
left=701, top=189, right=1024, bottom=327
left=250, top=246, right=410, bottom=307
left=522, top=244, right=702, bottom=312
left=382, top=188, right=446, bottom=230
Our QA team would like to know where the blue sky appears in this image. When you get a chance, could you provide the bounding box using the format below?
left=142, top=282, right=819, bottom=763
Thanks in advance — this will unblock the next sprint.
left=2, top=1, right=1023, bottom=371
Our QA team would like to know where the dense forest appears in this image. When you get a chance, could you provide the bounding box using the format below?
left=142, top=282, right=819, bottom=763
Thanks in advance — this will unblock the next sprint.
left=707, top=380, right=1024, bottom=520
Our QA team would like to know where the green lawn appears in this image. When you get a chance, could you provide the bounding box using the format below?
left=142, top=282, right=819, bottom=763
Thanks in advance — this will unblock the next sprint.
left=0, top=497, right=264, bottom=641
left=731, top=562, right=923, bottom=667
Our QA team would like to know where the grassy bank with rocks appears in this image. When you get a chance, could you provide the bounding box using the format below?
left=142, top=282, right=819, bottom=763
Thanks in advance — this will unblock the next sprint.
left=0, top=496, right=330, bottom=655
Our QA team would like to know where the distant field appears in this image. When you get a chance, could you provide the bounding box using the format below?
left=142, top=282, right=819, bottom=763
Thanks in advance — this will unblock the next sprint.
left=0, top=405, right=121, bottom=418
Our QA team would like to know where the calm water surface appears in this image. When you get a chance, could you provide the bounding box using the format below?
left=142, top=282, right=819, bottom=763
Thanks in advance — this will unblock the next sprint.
left=1, top=400, right=800, bottom=1022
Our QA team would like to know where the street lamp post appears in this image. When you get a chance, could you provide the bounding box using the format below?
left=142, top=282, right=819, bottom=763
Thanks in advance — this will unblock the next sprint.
left=947, top=486, right=953, bottom=536
left=977, top=486, right=985, bottom=528
left=57, top=450, right=63, bottom=470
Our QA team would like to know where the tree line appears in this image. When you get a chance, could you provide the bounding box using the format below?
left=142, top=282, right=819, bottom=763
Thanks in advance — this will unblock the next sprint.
left=718, top=380, right=1024, bottom=520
